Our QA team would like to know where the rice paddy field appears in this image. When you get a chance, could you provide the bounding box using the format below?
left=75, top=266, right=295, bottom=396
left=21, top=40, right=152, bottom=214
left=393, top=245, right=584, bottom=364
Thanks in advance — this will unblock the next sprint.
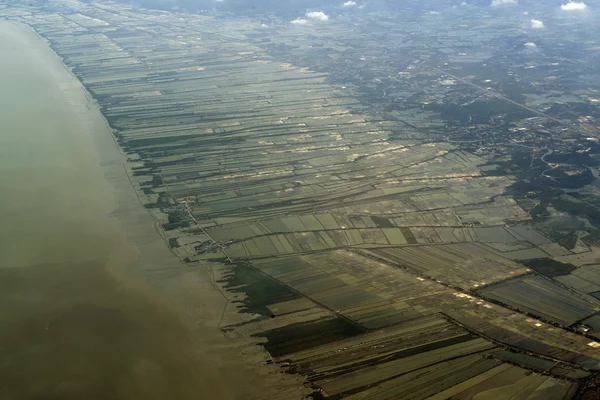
left=4, top=1, right=600, bottom=398
left=479, top=275, right=600, bottom=326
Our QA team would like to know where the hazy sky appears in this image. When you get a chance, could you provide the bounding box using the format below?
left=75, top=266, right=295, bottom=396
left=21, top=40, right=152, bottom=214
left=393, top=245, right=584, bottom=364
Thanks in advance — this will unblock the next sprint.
left=113, top=0, right=597, bottom=18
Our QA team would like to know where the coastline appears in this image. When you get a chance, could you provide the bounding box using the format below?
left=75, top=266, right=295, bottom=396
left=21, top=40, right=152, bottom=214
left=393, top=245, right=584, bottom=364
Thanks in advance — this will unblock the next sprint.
left=0, top=20, right=308, bottom=400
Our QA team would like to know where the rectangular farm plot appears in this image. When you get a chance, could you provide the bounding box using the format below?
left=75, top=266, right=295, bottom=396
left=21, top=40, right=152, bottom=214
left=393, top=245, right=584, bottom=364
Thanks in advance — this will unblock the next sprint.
left=382, top=228, right=409, bottom=245
left=507, top=226, right=553, bottom=245
left=209, top=225, right=257, bottom=242
left=474, top=226, right=518, bottom=243
left=426, top=364, right=578, bottom=400
left=368, top=243, right=529, bottom=289
left=252, top=254, right=431, bottom=329
left=318, top=340, right=496, bottom=398
left=555, top=264, right=600, bottom=296
left=273, top=311, right=580, bottom=400
left=479, top=275, right=600, bottom=326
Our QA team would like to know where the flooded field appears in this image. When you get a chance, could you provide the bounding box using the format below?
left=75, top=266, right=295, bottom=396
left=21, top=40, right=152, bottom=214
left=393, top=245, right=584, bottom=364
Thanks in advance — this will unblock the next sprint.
left=0, top=21, right=296, bottom=400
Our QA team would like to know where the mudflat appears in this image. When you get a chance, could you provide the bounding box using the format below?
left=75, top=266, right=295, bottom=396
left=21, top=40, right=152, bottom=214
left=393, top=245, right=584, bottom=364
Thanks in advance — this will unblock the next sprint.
left=0, top=21, right=242, bottom=400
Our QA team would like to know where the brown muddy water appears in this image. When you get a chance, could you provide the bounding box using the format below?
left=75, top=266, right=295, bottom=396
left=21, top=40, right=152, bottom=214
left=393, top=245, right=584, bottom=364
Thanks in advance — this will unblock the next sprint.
left=0, top=21, right=240, bottom=400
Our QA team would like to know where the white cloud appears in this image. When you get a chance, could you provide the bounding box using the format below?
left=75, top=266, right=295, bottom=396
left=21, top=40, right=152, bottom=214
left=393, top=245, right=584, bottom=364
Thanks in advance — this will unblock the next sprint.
left=530, top=19, right=544, bottom=28
left=491, top=0, right=517, bottom=6
left=291, top=18, right=308, bottom=25
left=306, top=11, right=329, bottom=21
left=524, top=42, right=537, bottom=47
left=561, top=2, right=588, bottom=11
left=343, top=1, right=357, bottom=6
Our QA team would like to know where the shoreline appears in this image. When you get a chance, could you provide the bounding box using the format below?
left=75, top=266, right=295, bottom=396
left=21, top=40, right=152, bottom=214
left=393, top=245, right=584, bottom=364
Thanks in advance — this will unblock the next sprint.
left=0, top=20, right=308, bottom=400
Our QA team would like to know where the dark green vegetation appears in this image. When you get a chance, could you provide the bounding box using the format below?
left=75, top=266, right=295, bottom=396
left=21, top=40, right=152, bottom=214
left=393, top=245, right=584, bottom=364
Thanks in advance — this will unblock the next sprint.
left=520, top=258, right=577, bottom=277
left=219, top=262, right=300, bottom=317
left=255, top=319, right=364, bottom=357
